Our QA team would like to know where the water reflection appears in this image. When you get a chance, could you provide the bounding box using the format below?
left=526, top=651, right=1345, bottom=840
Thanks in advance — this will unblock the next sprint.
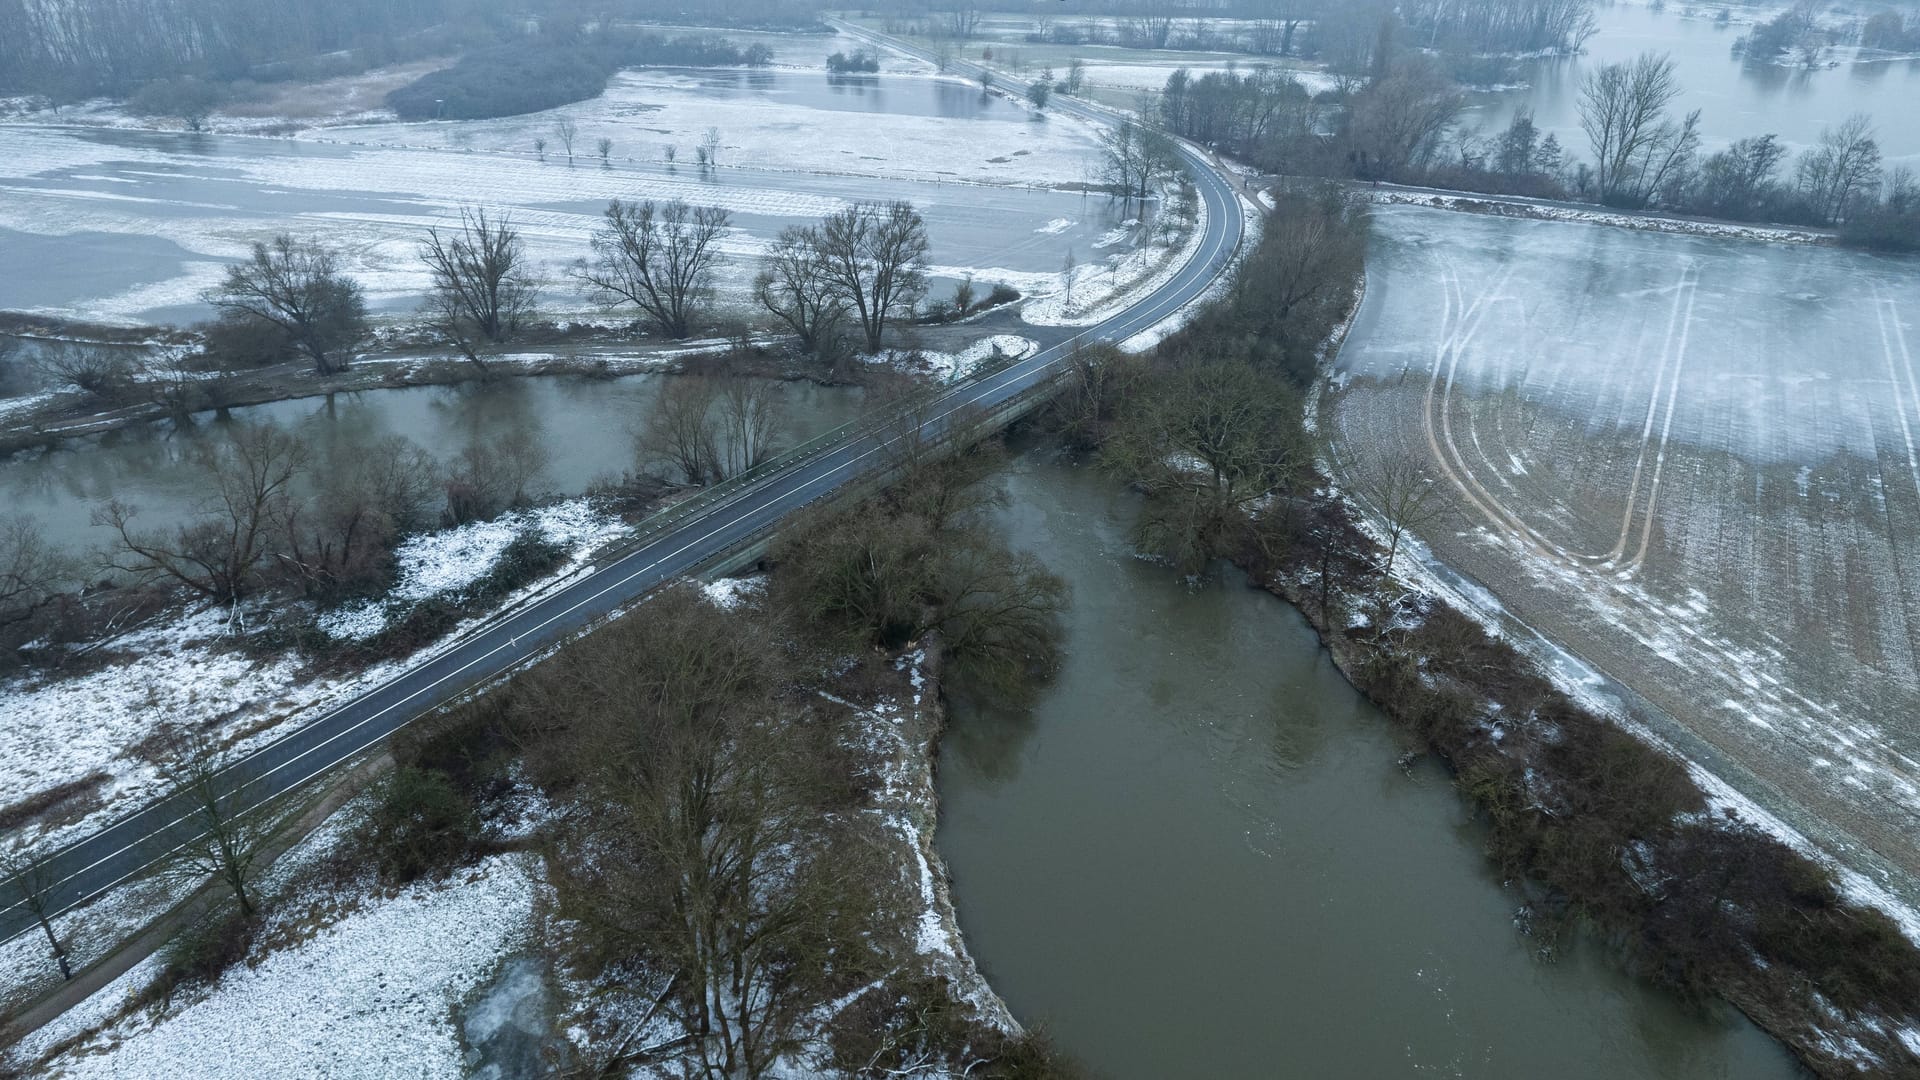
left=0, top=374, right=866, bottom=555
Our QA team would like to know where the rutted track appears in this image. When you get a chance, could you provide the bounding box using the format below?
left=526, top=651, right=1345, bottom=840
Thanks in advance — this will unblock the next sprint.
left=0, top=33, right=1245, bottom=947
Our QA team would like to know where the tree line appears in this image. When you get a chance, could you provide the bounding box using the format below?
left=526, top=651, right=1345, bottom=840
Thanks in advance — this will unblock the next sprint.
left=1146, top=18, right=1919, bottom=249
left=0, top=0, right=795, bottom=103
left=385, top=29, right=774, bottom=121
left=885, top=0, right=1595, bottom=59
left=182, top=194, right=932, bottom=382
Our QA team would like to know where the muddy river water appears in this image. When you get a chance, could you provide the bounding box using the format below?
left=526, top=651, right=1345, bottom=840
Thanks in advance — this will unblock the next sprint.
left=935, top=448, right=1805, bottom=1079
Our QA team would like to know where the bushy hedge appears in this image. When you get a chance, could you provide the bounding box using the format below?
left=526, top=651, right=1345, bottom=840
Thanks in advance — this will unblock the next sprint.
left=387, top=33, right=771, bottom=120
left=387, top=45, right=613, bottom=120
left=826, top=50, right=879, bottom=74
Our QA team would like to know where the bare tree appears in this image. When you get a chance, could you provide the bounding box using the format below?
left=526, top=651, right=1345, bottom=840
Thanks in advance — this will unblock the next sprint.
left=444, top=425, right=549, bottom=523
left=154, top=736, right=282, bottom=919
left=534, top=136, right=547, bottom=161
left=419, top=208, right=538, bottom=373
left=815, top=201, right=931, bottom=353
left=1254, top=187, right=1369, bottom=324
left=1353, top=449, right=1449, bottom=573
left=948, top=2, right=983, bottom=39
left=1692, top=134, right=1788, bottom=219
left=203, top=235, right=367, bottom=375
left=640, top=376, right=721, bottom=485
left=555, top=117, right=579, bottom=163
left=1104, top=359, right=1312, bottom=571
left=525, top=590, right=895, bottom=1079
left=97, top=423, right=305, bottom=604
left=597, top=136, right=613, bottom=166
left=1097, top=119, right=1181, bottom=210
left=278, top=435, right=439, bottom=598
left=637, top=377, right=785, bottom=485
left=3, top=851, right=72, bottom=980
left=574, top=199, right=731, bottom=340
left=1796, top=113, right=1883, bottom=224
left=663, top=143, right=677, bottom=166
left=1347, top=55, right=1463, bottom=179
left=31, top=343, right=137, bottom=401
left=700, top=126, right=723, bottom=167
left=715, top=378, right=784, bottom=479
left=0, top=515, right=67, bottom=652
left=1579, top=51, right=1686, bottom=206
left=753, top=225, right=845, bottom=355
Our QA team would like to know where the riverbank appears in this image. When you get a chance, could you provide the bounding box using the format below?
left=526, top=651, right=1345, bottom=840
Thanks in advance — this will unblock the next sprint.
left=1246, top=457, right=1920, bottom=1075
left=1016, top=179, right=1920, bottom=1073
left=1, top=587, right=1020, bottom=1076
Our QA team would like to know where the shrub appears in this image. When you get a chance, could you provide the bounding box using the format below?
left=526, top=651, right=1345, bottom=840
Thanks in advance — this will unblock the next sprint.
left=362, top=766, right=478, bottom=883
left=827, top=50, right=880, bottom=74
left=126, top=76, right=227, bottom=128
left=151, top=905, right=257, bottom=1001
left=985, top=282, right=1021, bottom=307
left=195, top=310, right=297, bottom=369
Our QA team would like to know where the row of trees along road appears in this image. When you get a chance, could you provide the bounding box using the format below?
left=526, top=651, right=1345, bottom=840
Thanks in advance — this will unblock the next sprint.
left=199, top=197, right=933, bottom=375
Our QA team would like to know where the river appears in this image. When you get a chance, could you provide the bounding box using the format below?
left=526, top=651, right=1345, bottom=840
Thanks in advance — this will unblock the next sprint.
left=0, top=373, right=865, bottom=554
left=935, top=447, right=1807, bottom=1079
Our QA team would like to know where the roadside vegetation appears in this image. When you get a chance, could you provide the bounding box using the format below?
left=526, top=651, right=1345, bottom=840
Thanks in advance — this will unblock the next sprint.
left=5, top=430, right=1081, bottom=1076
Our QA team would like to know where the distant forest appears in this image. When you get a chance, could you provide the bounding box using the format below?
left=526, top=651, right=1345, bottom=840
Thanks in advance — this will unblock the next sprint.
left=0, top=0, right=830, bottom=99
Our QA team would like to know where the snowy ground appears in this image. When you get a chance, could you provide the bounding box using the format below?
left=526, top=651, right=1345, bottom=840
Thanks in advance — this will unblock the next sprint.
left=868, top=334, right=1039, bottom=382
left=0, top=497, right=629, bottom=863
left=23, top=852, right=543, bottom=1079
left=1325, top=202, right=1920, bottom=911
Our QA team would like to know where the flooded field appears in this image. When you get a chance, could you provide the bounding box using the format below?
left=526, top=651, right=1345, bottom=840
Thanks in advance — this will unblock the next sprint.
left=1471, top=2, right=1920, bottom=170
left=1325, top=203, right=1920, bottom=913
left=937, top=447, right=1805, bottom=1079
left=0, top=64, right=1129, bottom=325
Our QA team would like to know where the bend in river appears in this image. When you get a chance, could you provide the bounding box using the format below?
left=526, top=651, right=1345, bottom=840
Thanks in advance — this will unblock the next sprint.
left=935, top=445, right=1806, bottom=1079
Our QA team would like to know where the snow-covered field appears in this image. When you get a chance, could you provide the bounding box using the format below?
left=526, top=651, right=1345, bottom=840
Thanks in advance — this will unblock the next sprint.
left=1325, top=203, right=1920, bottom=908
left=0, top=60, right=1128, bottom=326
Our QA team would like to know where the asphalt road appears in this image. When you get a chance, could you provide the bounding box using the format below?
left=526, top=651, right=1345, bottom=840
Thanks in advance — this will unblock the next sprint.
left=0, top=33, right=1245, bottom=947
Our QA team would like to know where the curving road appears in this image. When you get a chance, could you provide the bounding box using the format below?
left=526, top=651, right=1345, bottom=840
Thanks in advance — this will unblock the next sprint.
left=0, top=30, right=1245, bottom=949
